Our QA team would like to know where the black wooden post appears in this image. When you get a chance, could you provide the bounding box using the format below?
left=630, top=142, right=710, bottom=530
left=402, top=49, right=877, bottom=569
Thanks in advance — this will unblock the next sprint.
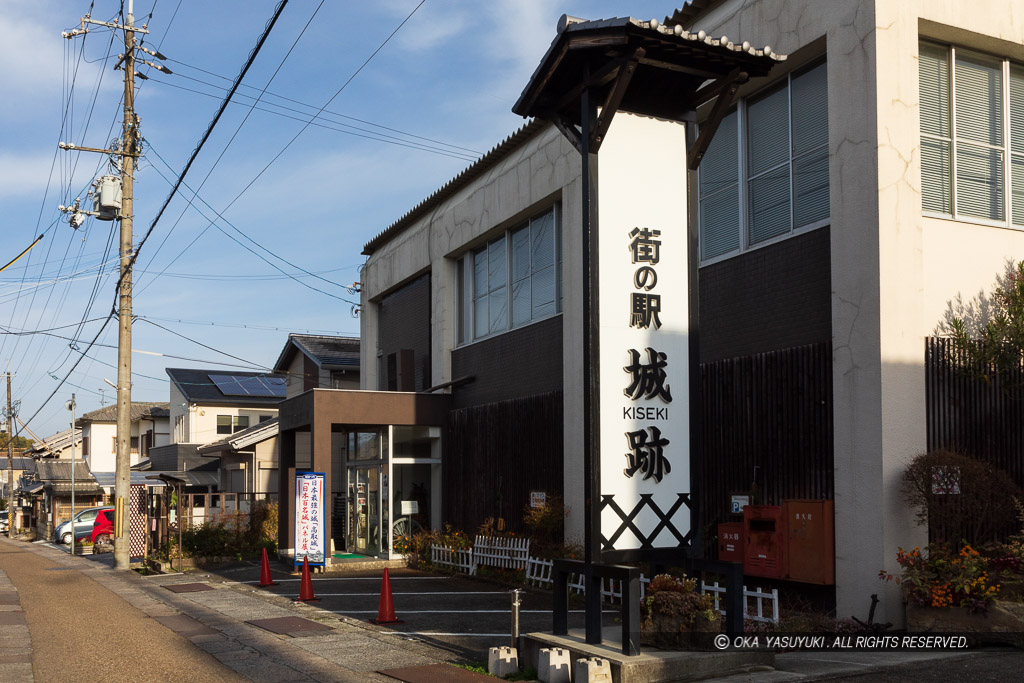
left=579, top=82, right=603, bottom=646
left=553, top=561, right=569, bottom=635
left=725, top=561, right=744, bottom=637
left=622, top=567, right=641, bottom=656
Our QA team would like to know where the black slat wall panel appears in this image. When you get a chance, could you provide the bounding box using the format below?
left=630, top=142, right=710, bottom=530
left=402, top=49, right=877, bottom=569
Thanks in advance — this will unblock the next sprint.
left=699, top=342, right=834, bottom=554
left=444, top=391, right=563, bottom=534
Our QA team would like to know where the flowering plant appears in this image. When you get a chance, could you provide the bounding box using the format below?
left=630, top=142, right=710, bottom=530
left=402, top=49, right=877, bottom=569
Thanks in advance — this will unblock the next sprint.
left=880, top=543, right=1001, bottom=613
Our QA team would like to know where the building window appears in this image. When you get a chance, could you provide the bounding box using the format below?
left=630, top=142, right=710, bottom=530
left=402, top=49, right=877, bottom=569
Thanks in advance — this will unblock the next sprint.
left=456, top=205, right=561, bottom=344
left=217, top=415, right=250, bottom=434
left=698, top=60, right=829, bottom=262
left=920, top=42, right=1024, bottom=225
left=259, top=415, right=273, bottom=424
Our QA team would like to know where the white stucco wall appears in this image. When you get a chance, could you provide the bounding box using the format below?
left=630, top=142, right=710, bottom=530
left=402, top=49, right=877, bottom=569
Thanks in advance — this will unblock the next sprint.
left=697, top=0, right=1024, bottom=624
left=85, top=422, right=117, bottom=472
left=187, top=406, right=278, bottom=445
left=360, top=123, right=586, bottom=538
left=285, top=353, right=305, bottom=399
left=169, top=384, right=187, bottom=444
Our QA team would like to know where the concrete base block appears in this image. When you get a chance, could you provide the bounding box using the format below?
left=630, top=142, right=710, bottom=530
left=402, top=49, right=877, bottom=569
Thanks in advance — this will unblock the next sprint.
left=538, top=647, right=572, bottom=682
left=575, top=657, right=612, bottom=682
left=523, top=629, right=775, bottom=683
left=488, top=646, right=519, bottom=677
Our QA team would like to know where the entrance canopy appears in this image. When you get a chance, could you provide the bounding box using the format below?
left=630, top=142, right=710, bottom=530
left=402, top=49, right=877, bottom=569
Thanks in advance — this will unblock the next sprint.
left=513, top=15, right=784, bottom=167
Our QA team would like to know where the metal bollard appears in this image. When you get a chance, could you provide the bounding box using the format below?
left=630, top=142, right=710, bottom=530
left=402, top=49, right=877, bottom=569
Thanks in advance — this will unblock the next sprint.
left=510, top=588, right=523, bottom=651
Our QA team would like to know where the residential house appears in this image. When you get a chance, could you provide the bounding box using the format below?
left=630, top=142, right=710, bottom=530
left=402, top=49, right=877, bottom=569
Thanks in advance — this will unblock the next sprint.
left=152, top=368, right=285, bottom=476
left=197, top=417, right=280, bottom=498
left=76, top=402, right=170, bottom=472
left=23, top=459, right=104, bottom=540
left=274, top=334, right=360, bottom=399
left=24, top=427, right=82, bottom=460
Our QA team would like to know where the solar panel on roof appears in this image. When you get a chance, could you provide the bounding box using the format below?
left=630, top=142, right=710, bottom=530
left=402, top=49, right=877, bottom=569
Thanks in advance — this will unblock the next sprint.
left=209, top=374, right=286, bottom=398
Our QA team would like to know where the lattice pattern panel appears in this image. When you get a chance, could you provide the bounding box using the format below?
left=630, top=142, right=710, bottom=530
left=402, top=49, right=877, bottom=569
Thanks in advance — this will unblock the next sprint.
left=129, top=484, right=147, bottom=558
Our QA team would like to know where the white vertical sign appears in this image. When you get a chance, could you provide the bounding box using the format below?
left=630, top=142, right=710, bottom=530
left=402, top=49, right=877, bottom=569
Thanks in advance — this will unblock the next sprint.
left=598, top=112, right=690, bottom=551
left=294, top=471, right=326, bottom=565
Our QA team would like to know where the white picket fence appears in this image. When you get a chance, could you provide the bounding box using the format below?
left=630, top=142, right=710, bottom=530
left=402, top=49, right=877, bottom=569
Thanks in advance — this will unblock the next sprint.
left=430, top=545, right=476, bottom=575
left=700, top=581, right=779, bottom=624
left=524, top=557, right=650, bottom=602
left=524, top=557, right=779, bottom=624
left=428, top=536, right=530, bottom=575
left=427, top=542, right=780, bottom=625
left=472, top=535, right=531, bottom=570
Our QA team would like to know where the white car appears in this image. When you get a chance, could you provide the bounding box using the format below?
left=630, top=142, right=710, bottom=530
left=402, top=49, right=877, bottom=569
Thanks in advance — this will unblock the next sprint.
left=0, top=510, right=8, bottom=533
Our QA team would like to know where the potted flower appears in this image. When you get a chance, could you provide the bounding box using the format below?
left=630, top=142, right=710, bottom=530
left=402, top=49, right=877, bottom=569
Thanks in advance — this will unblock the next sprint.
left=881, top=543, right=1024, bottom=644
left=641, top=573, right=721, bottom=649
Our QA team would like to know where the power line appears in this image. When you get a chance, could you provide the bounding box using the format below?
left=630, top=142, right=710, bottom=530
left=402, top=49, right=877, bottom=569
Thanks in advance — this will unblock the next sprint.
left=113, top=0, right=292, bottom=303
left=135, top=315, right=352, bottom=336
left=136, top=1, right=327, bottom=284
left=143, top=75, right=479, bottom=161
left=140, top=144, right=359, bottom=304
left=133, top=0, right=427, bottom=307
left=163, top=55, right=481, bottom=155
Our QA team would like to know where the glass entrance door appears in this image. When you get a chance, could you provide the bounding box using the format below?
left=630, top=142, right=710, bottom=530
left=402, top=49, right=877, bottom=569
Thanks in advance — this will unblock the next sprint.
left=347, top=466, right=380, bottom=556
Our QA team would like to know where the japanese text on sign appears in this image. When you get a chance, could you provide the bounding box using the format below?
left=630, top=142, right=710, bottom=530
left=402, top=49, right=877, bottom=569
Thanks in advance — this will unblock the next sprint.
left=294, top=472, right=325, bottom=566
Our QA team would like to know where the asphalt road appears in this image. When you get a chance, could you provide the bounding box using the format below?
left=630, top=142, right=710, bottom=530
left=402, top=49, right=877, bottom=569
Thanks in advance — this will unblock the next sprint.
left=811, top=649, right=1024, bottom=682
left=232, top=565, right=613, bottom=660
left=0, top=539, right=245, bottom=682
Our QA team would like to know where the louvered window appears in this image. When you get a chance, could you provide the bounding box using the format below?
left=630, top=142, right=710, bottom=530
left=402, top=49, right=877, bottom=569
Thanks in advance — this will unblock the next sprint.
left=698, top=60, right=829, bottom=263
left=920, top=42, right=1024, bottom=226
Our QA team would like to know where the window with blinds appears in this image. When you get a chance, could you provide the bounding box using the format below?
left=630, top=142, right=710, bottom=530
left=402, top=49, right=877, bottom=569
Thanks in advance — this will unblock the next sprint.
left=698, top=60, right=830, bottom=262
left=456, top=205, right=562, bottom=344
left=920, top=41, right=1024, bottom=226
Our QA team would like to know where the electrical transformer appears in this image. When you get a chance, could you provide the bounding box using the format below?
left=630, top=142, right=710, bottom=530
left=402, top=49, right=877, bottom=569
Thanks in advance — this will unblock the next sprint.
left=92, top=175, right=123, bottom=221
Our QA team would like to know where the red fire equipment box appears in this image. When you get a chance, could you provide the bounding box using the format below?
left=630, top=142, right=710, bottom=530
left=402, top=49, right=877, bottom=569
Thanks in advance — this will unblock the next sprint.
left=743, top=505, right=786, bottom=579
left=717, top=522, right=744, bottom=562
left=783, top=499, right=835, bottom=585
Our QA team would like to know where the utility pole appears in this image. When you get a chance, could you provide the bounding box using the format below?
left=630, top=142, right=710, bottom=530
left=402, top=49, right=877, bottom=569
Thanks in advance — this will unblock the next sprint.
left=59, top=3, right=154, bottom=570
left=6, top=372, right=13, bottom=538
left=113, top=1, right=138, bottom=572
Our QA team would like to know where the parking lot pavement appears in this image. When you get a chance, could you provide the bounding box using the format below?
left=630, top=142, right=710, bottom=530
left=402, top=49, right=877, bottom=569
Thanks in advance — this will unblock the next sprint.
left=220, top=565, right=613, bottom=660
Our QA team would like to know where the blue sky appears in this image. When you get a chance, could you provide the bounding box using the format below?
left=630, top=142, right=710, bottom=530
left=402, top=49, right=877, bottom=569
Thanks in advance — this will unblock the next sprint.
left=0, top=0, right=674, bottom=438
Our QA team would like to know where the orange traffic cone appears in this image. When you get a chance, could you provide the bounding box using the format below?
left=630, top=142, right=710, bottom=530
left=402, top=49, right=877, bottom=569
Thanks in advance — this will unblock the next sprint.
left=370, top=568, right=403, bottom=624
left=257, top=548, right=278, bottom=587
left=295, top=556, right=320, bottom=602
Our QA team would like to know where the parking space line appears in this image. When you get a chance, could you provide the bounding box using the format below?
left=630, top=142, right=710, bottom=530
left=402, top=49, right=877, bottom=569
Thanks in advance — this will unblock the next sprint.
left=244, top=576, right=452, bottom=583
left=283, top=591, right=509, bottom=596
left=316, top=609, right=612, bottom=614
left=383, top=632, right=512, bottom=637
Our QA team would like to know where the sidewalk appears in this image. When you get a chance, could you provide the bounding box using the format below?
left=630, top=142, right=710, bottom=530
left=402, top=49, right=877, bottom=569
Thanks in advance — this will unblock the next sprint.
left=1, top=535, right=1019, bottom=682
left=0, top=537, right=457, bottom=682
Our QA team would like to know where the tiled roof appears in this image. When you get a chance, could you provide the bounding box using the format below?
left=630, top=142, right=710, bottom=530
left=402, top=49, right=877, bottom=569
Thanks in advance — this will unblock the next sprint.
left=556, top=14, right=783, bottom=60
left=665, top=1, right=723, bottom=29
left=362, top=119, right=549, bottom=255
left=78, top=402, right=169, bottom=424
left=27, top=428, right=82, bottom=456
left=273, top=335, right=359, bottom=373
left=35, top=460, right=94, bottom=482
left=166, top=368, right=286, bottom=405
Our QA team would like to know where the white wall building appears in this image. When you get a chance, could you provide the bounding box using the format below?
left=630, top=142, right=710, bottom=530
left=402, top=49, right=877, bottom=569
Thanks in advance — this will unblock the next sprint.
left=356, top=2, right=1024, bottom=624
